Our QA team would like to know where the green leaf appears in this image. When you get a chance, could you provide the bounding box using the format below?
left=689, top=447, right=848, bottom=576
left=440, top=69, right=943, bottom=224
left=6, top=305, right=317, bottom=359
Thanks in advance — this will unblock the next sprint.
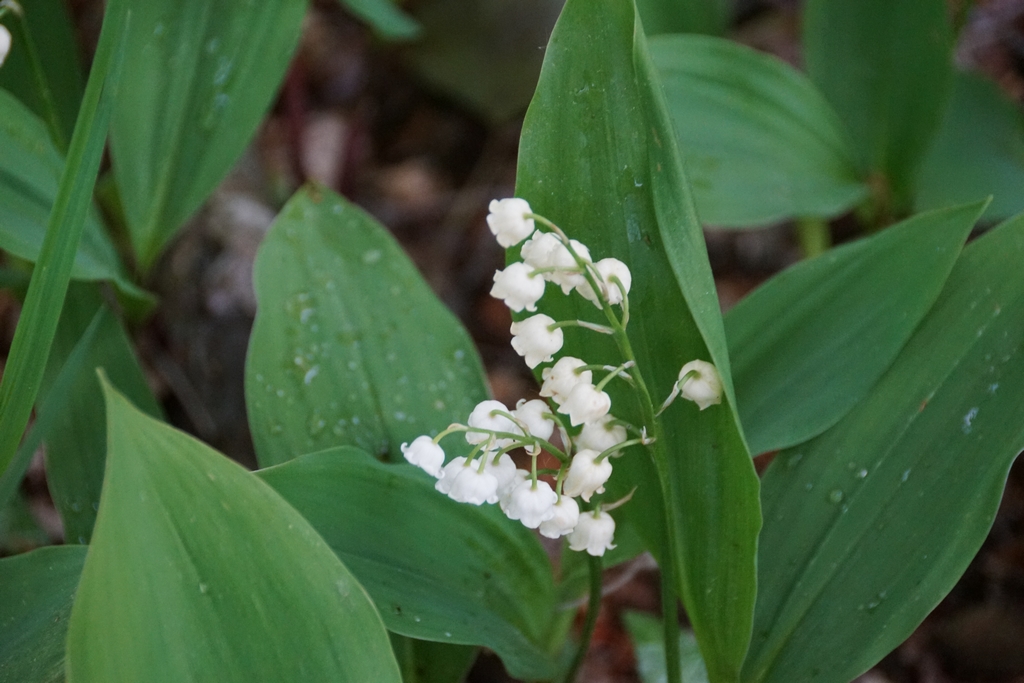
left=516, top=1, right=761, bottom=680
left=0, top=89, right=141, bottom=297
left=403, top=0, right=563, bottom=123
left=390, top=635, right=477, bottom=683
left=803, top=0, right=953, bottom=204
left=915, top=72, right=1024, bottom=222
left=742, top=213, right=1024, bottom=683
left=258, top=447, right=561, bottom=681
left=0, top=2, right=129, bottom=495
left=66, top=380, right=401, bottom=683
left=246, top=186, right=488, bottom=467
left=110, top=0, right=305, bottom=271
left=650, top=34, right=867, bottom=228
left=725, top=201, right=985, bottom=455
left=634, top=0, right=730, bottom=36
left=0, top=0, right=85, bottom=150
left=0, top=545, right=86, bottom=683
left=0, top=492, right=50, bottom=554
left=41, top=304, right=162, bottom=544
left=339, top=0, right=421, bottom=40
left=624, top=611, right=709, bottom=683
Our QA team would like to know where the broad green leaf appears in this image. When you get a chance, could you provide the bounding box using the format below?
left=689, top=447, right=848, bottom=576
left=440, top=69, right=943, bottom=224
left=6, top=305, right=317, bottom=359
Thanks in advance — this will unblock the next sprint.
left=650, top=34, right=867, bottom=228
left=42, top=305, right=161, bottom=544
left=915, top=72, right=1024, bottom=222
left=624, top=612, right=709, bottom=683
left=0, top=0, right=84, bottom=150
left=742, top=214, right=1024, bottom=683
left=516, top=1, right=760, bottom=680
left=339, top=0, right=421, bottom=40
left=67, top=381, right=400, bottom=683
left=0, top=545, right=86, bottom=683
left=258, top=448, right=561, bottom=681
left=390, top=635, right=477, bottom=683
left=725, top=201, right=985, bottom=455
left=0, top=89, right=140, bottom=297
left=0, top=492, right=50, bottom=554
left=404, top=0, right=562, bottom=123
left=110, top=0, right=305, bottom=270
left=246, top=186, right=487, bottom=467
left=634, top=0, right=729, bottom=36
left=0, top=4, right=129, bottom=495
left=803, top=0, right=953, bottom=205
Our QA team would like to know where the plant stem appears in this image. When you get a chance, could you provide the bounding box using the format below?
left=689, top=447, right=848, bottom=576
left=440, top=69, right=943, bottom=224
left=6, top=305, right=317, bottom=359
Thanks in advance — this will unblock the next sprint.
left=563, top=554, right=603, bottom=683
left=795, top=217, right=830, bottom=259
left=661, top=559, right=684, bottom=683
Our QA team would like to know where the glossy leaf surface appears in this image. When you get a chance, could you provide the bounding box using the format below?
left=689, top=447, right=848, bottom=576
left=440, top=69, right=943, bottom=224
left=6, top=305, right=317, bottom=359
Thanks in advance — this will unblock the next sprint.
left=634, top=0, right=729, bottom=36
left=258, top=448, right=560, bottom=681
left=915, top=72, right=1024, bottom=222
left=803, top=0, right=953, bottom=202
left=725, top=201, right=984, bottom=455
left=246, top=186, right=487, bottom=467
left=0, top=89, right=137, bottom=295
left=743, top=215, right=1024, bottom=683
left=42, top=305, right=161, bottom=544
left=650, top=34, right=866, bottom=228
left=110, top=0, right=305, bottom=269
left=517, top=1, right=760, bottom=679
left=66, top=382, right=400, bottom=683
left=0, top=545, right=85, bottom=683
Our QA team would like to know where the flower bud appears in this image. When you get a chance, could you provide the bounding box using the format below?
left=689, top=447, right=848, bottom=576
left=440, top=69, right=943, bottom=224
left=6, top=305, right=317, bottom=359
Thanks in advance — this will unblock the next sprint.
left=499, top=469, right=531, bottom=513
left=483, top=452, right=517, bottom=498
left=576, top=415, right=627, bottom=455
left=487, top=198, right=535, bottom=247
left=400, top=435, right=445, bottom=477
left=561, top=449, right=613, bottom=502
left=559, top=382, right=611, bottom=427
left=503, top=479, right=558, bottom=528
left=447, top=466, right=499, bottom=506
left=510, top=314, right=563, bottom=369
left=491, top=262, right=545, bottom=312
left=0, top=26, right=11, bottom=68
left=466, top=400, right=518, bottom=446
left=568, top=510, right=616, bottom=556
left=513, top=398, right=555, bottom=447
left=434, top=457, right=468, bottom=494
left=520, top=232, right=592, bottom=294
left=577, top=258, right=632, bottom=307
left=677, top=360, right=723, bottom=410
left=540, top=356, right=592, bottom=405
left=539, top=496, right=580, bottom=538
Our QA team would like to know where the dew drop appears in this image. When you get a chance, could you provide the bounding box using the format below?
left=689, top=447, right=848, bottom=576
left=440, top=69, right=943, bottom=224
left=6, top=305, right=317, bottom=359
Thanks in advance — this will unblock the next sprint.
left=901, top=469, right=911, bottom=482
left=362, top=249, right=382, bottom=264
left=199, top=583, right=209, bottom=594
left=856, top=469, right=868, bottom=479
left=828, top=489, right=844, bottom=504
left=304, top=366, right=320, bottom=385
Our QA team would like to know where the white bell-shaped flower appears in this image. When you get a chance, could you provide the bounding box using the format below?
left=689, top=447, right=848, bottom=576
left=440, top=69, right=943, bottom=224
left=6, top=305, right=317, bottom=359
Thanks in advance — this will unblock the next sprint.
left=487, top=198, right=535, bottom=247
left=499, top=469, right=531, bottom=513
left=559, top=382, right=611, bottom=426
left=513, top=398, right=555, bottom=445
left=491, top=262, right=545, bottom=312
left=483, top=452, right=518, bottom=500
left=520, top=233, right=592, bottom=294
left=510, top=314, right=563, bottom=369
left=400, top=435, right=445, bottom=477
left=539, top=496, right=580, bottom=539
left=577, top=414, right=628, bottom=454
left=0, top=26, right=11, bottom=68
left=677, top=359, right=723, bottom=410
left=577, top=258, right=632, bottom=307
left=503, top=479, right=558, bottom=528
left=561, top=449, right=613, bottom=502
left=434, top=457, right=468, bottom=494
left=447, top=465, right=499, bottom=505
left=540, top=356, right=592, bottom=405
left=466, top=400, right=519, bottom=446
left=568, top=510, right=617, bottom=556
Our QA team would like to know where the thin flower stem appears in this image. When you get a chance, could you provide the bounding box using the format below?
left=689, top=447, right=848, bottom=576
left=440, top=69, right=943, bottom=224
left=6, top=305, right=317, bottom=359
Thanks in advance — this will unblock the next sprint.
left=549, top=319, right=615, bottom=335
left=563, top=554, right=603, bottom=683
left=661, top=564, right=684, bottom=683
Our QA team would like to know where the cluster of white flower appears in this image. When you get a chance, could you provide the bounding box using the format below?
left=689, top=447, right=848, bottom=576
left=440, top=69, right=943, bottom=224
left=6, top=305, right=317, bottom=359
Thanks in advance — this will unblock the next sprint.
left=401, top=198, right=723, bottom=557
